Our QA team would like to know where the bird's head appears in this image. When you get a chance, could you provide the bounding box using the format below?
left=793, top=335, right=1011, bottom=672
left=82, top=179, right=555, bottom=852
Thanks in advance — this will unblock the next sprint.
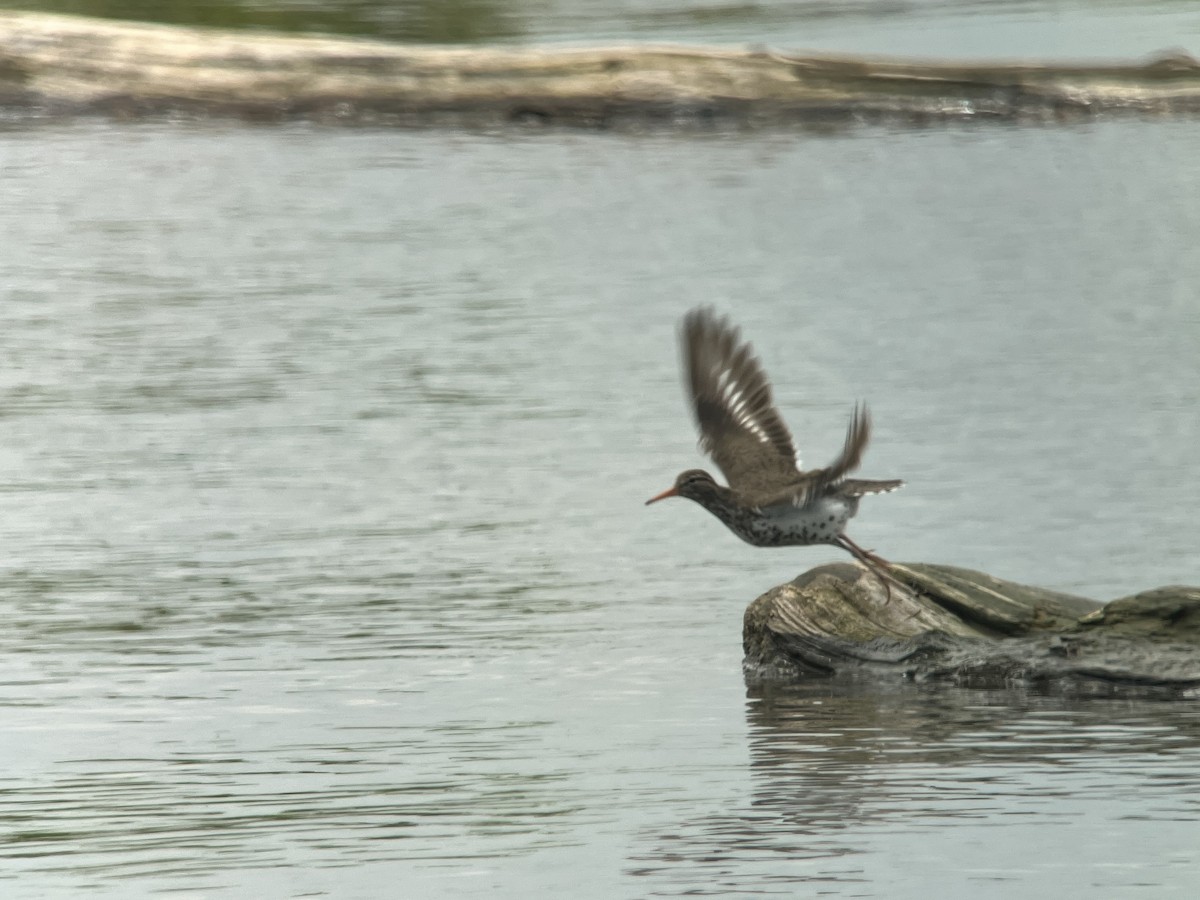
left=645, top=469, right=720, bottom=505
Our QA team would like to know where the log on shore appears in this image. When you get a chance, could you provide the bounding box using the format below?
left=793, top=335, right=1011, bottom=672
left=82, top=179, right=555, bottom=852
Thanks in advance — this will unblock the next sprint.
left=2, top=12, right=1200, bottom=127
left=743, top=562, right=1200, bottom=697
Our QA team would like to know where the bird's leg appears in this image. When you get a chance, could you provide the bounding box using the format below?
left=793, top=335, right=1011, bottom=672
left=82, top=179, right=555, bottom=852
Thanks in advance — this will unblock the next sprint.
left=837, top=533, right=892, bottom=569
left=834, top=534, right=904, bottom=604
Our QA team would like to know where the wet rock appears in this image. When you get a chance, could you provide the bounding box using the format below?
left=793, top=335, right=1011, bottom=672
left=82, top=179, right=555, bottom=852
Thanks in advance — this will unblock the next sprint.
left=744, top=563, right=1200, bottom=697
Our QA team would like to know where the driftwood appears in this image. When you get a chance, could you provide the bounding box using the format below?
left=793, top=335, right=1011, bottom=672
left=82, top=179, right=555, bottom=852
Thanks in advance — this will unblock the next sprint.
left=2, top=12, right=1200, bottom=127
left=743, top=562, right=1200, bottom=697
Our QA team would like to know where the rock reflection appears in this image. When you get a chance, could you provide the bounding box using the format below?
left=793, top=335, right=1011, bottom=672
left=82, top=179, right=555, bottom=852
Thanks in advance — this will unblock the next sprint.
left=630, top=681, right=1200, bottom=892
left=744, top=682, right=1200, bottom=829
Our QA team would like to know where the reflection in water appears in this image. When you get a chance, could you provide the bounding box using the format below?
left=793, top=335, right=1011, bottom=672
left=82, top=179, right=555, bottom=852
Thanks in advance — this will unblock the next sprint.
left=632, top=682, right=1200, bottom=895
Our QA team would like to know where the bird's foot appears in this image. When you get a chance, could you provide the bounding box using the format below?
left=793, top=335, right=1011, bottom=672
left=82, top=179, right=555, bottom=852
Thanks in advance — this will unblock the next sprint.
left=835, top=534, right=907, bottom=605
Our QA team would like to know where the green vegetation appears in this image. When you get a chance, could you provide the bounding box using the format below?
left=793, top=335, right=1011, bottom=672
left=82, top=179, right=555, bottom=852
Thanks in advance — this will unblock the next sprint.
left=0, top=0, right=522, bottom=43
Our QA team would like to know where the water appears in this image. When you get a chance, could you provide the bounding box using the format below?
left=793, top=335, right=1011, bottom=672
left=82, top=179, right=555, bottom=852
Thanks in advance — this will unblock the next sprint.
left=1, top=121, right=1199, bottom=896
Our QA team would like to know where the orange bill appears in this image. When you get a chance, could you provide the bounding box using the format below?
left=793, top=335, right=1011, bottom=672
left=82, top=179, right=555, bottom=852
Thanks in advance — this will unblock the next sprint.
left=645, top=486, right=679, bottom=505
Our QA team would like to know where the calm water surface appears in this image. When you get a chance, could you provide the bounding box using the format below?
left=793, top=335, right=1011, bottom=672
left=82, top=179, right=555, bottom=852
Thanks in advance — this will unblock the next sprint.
left=1, top=122, right=1199, bottom=896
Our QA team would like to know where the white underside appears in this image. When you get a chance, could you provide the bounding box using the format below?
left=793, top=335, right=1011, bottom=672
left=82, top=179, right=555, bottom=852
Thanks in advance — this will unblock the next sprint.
left=735, top=495, right=857, bottom=546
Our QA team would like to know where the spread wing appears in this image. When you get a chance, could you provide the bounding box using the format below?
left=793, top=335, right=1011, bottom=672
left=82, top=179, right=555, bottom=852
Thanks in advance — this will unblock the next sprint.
left=683, top=308, right=800, bottom=492
left=757, top=403, right=876, bottom=508
left=820, top=402, right=871, bottom=486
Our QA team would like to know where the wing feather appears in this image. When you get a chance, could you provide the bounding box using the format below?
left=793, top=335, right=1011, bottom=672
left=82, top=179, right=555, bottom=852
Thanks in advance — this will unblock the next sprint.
left=683, top=308, right=800, bottom=491
left=823, top=403, right=871, bottom=485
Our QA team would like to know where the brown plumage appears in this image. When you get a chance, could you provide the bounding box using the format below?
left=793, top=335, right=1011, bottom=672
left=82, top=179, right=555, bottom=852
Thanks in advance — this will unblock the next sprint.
left=647, top=307, right=904, bottom=597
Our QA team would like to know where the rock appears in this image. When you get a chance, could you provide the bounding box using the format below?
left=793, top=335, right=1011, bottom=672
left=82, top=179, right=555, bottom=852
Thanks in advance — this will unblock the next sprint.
left=2, top=12, right=1200, bottom=127
left=743, top=563, right=1200, bottom=697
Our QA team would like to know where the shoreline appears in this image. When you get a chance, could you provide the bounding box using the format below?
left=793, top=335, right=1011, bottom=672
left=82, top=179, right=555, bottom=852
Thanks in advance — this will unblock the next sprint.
left=2, top=12, right=1199, bottom=128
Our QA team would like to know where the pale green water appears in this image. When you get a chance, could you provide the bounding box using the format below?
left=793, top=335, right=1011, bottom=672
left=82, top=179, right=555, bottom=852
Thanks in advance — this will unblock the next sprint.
left=0, top=122, right=1198, bottom=897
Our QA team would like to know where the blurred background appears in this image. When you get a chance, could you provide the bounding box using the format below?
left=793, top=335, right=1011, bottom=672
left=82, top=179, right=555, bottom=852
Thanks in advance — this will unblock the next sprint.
left=1, top=3, right=1199, bottom=898
left=0, top=0, right=1197, bottom=56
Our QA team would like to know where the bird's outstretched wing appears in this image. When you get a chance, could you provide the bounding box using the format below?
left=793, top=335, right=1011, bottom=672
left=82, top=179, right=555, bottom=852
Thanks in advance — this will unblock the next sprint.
left=820, top=403, right=871, bottom=486
left=761, top=404, right=879, bottom=508
left=683, top=308, right=801, bottom=492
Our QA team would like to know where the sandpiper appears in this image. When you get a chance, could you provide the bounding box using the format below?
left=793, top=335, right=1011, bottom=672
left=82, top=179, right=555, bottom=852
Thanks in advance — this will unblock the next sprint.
left=646, top=307, right=903, bottom=597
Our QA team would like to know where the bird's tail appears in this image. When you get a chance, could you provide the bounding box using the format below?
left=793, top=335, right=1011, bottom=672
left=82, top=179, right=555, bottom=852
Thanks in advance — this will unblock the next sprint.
left=839, top=478, right=904, bottom=497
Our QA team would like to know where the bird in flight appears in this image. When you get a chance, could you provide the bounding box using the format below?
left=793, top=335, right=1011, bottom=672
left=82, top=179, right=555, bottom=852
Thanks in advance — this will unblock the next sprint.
left=646, top=307, right=904, bottom=599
